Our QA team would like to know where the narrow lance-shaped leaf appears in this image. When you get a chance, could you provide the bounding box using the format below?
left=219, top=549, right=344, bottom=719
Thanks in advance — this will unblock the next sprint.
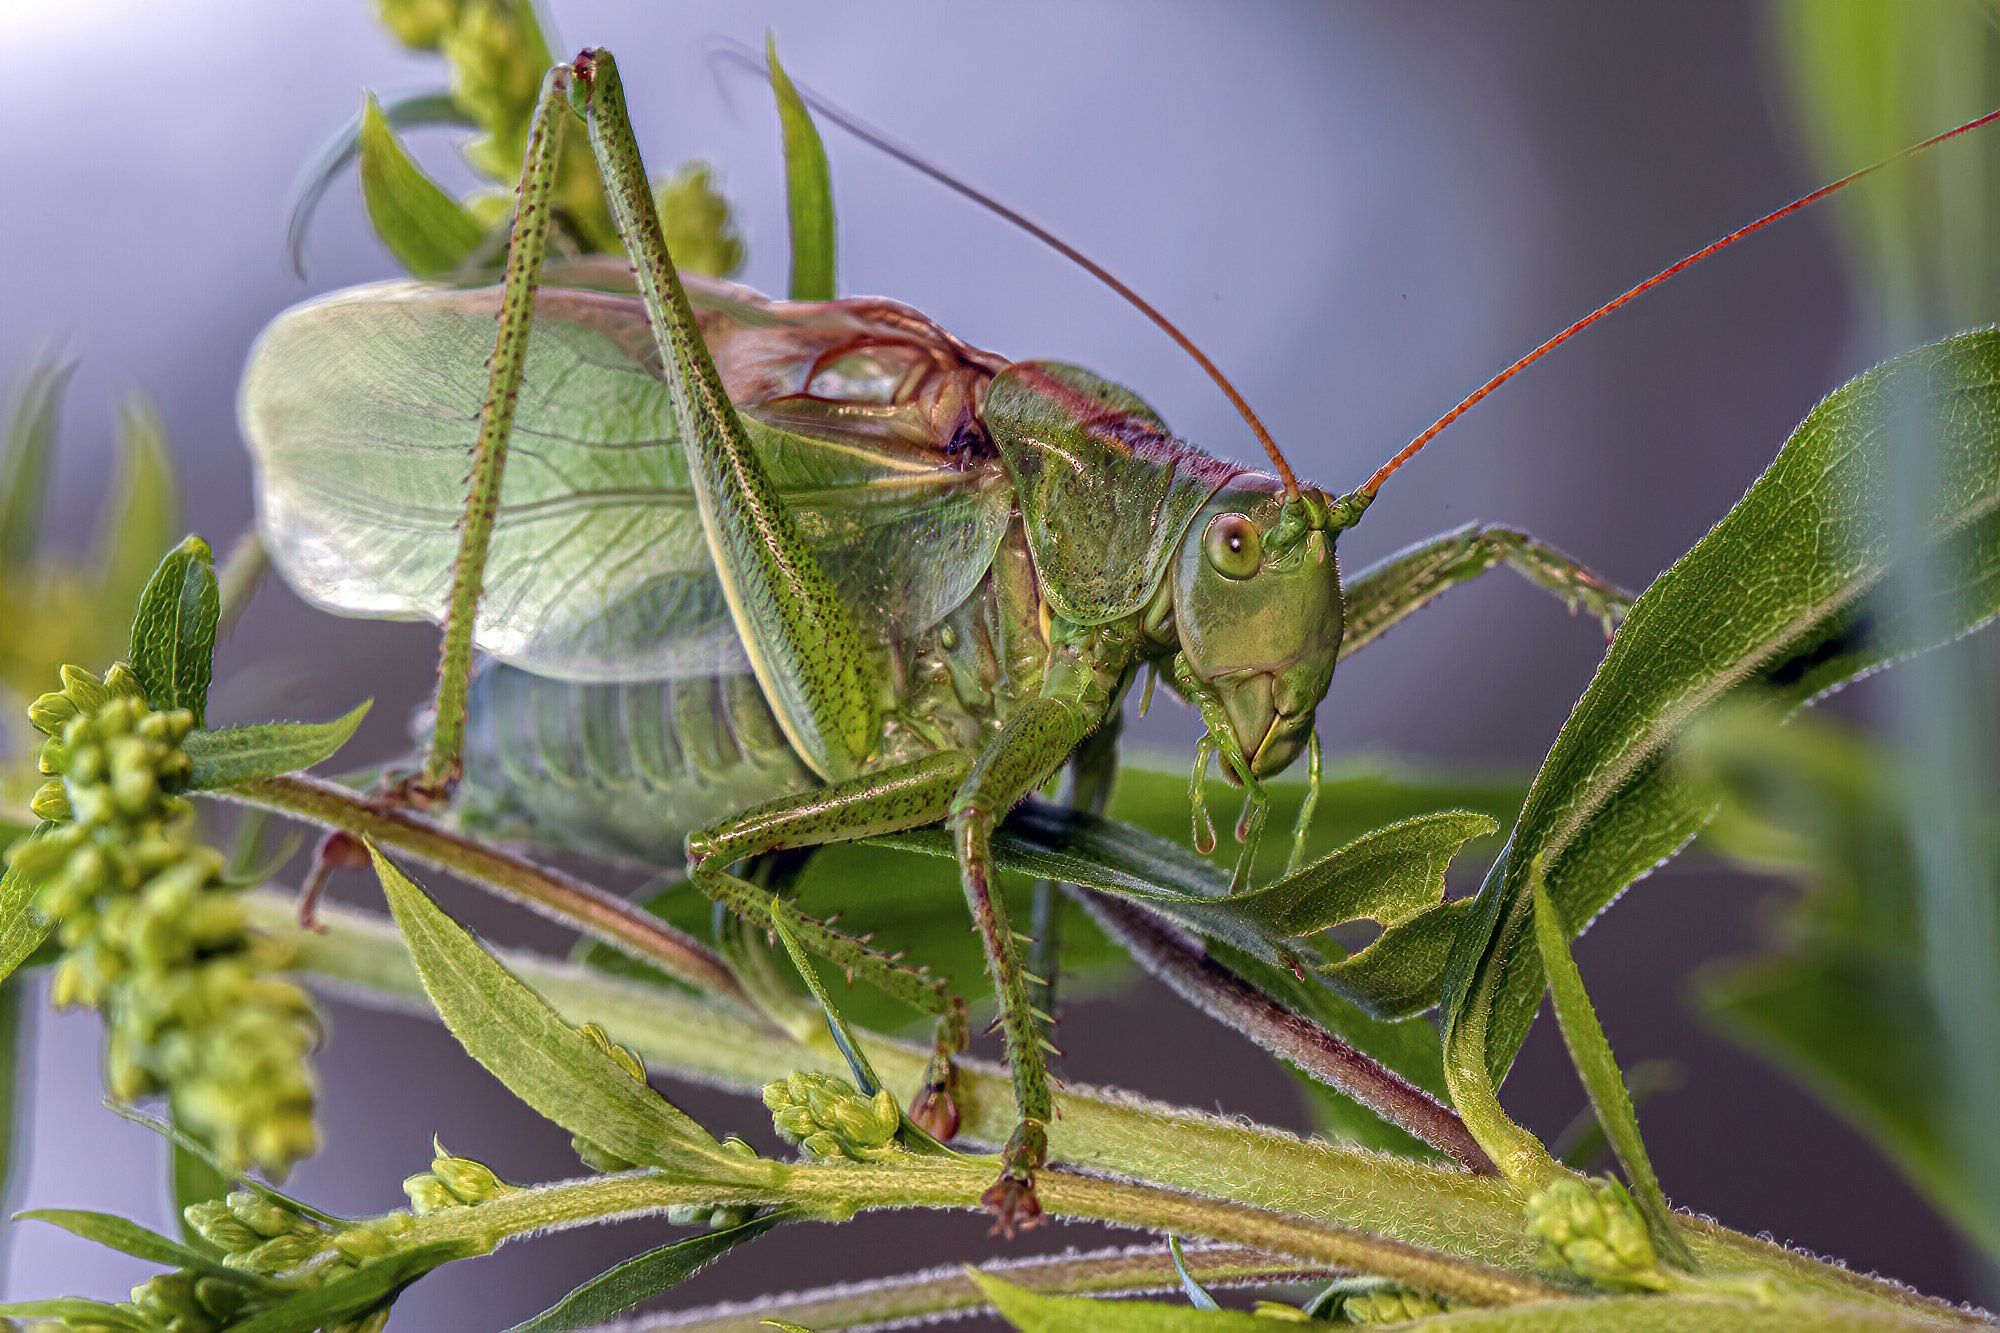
left=15, top=1210, right=271, bottom=1290
left=767, top=35, right=836, bottom=301
left=370, top=844, right=766, bottom=1182
left=357, top=90, right=489, bottom=280
left=180, top=701, right=372, bottom=790
left=1444, top=329, right=2000, bottom=1091
left=0, top=826, right=54, bottom=985
left=128, top=534, right=219, bottom=724
left=504, top=1211, right=792, bottom=1333
left=0, top=979, right=26, bottom=1288
left=96, top=396, right=183, bottom=614
left=879, top=805, right=1496, bottom=1021
left=0, top=357, right=74, bottom=573
left=972, top=1272, right=1276, bottom=1331
left=1529, top=870, right=1692, bottom=1268
left=1166, top=1236, right=1221, bottom=1311
left=287, top=89, right=470, bottom=279
left=0, top=1298, right=152, bottom=1330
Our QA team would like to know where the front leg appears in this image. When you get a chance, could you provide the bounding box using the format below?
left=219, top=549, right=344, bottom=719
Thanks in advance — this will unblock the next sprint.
left=1339, top=522, right=1633, bottom=663
left=949, top=696, right=1096, bottom=1233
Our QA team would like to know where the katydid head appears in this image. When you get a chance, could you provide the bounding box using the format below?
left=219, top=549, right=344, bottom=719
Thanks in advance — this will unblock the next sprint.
left=1167, top=475, right=1348, bottom=780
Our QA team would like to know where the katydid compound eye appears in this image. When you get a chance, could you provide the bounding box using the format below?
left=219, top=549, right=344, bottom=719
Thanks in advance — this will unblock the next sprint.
left=1203, top=513, right=1261, bottom=579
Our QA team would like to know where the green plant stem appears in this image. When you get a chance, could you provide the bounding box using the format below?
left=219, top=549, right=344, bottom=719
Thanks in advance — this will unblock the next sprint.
left=397, top=1157, right=1559, bottom=1309
left=1079, top=889, right=1496, bottom=1174
left=640, top=1243, right=1334, bottom=1331
left=221, top=774, right=752, bottom=1011
left=248, top=895, right=1989, bottom=1326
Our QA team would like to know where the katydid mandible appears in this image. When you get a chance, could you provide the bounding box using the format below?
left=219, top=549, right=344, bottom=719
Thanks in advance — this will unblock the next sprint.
left=240, top=46, right=1998, bottom=1228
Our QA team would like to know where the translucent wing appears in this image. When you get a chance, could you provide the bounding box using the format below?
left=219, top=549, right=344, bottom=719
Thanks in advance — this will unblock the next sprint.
left=240, top=281, right=1010, bottom=682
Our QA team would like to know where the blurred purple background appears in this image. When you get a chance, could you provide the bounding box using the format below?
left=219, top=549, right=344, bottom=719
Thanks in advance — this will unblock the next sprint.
left=4, top=1, right=1997, bottom=1325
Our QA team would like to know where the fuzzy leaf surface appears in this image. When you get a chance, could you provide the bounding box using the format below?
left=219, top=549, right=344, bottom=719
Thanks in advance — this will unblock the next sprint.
left=1445, top=329, right=2000, bottom=1088
left=373, top=845, right=754, bottom=1179
left=505, top=1211, right=790, bottom=1331
left=767, top=37, right=835, bottom=300
left=356, top=92, right=486, bottom=279
left=128, top=534, right=219, bottom=724
left=182, top=702, right=372, bottom=790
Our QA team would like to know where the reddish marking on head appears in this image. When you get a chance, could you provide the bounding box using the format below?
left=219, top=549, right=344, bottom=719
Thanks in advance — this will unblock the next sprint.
left=1352, top=106, right=2000, bottom=503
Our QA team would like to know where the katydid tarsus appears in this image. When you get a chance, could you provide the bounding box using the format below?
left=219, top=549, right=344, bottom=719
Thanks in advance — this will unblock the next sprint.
left=241, top=44, right=1999, bottom=1227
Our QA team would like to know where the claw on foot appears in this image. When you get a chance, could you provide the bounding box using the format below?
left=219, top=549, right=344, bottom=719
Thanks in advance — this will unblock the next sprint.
left=981, top=1170, right=1044, bottom=1236
left=983, top=1119, right=1048, bottom=1236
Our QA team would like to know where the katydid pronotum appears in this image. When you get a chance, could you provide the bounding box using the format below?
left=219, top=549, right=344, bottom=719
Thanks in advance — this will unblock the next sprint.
left=241, top=47, right=1998, bottom=1228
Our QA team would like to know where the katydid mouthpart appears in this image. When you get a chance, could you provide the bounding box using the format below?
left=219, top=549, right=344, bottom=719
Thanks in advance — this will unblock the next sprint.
left=241, top=42, right=1998, bottom=1228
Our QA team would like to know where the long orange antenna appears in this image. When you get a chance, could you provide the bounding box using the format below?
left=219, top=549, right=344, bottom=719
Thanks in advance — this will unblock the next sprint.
left=710, top=42, right=1301, bottom=497
left=1354, top=105, right=2000, bottom=502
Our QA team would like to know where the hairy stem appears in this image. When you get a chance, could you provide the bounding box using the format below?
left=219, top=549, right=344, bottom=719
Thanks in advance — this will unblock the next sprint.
left=638, top=1243, right=1333, bottom=1331
left=222, top=774, right=752, bottom=1011
left=250, top=895, right=1987, bottom=1325
left=399, top=1157, right=1560, bottom=1308
left=1076, top=889, right=1496, bottom=1174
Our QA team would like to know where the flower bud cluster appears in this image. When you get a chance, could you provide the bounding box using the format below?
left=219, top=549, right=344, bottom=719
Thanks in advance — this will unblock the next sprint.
left=1524, top=1178, right=1669, bottom=1292
left=1333, top=1285, right=1446, bottom=1324
left=441, top=0, right=546, bottom=182
left=762, top=1071, right=902, bottom=1163
left=7, top=664, right=320, bottom=1176
left=403, top=1143, right=514, bottom=1215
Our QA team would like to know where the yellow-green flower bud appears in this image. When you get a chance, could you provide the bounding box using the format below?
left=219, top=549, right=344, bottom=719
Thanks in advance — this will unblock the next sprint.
left=333, top=1226, right=395, bottom=1262
left=28, top=777, right=70, bottom=822
left=443, top=0, right=542, bottom=135
left=1524, top=1178, right=1668, bottom=1292
left=130, top=1271, right=210, bottom=1329
left=27, top=689, right=77, bottom=735
left=227, top=1188, right=307, bottom=1240
left=429, top=1145, right=510, bottom=1205
left=762, top=1071, right=901, bottom=1162
left=227, top=1231, right=327, bottom=1278
left=186, top=1199, right=260, bottom=1253
left=404, top=1173, right=460, bottom=1216
left=1339, top=1287, right=1446, bottom=1323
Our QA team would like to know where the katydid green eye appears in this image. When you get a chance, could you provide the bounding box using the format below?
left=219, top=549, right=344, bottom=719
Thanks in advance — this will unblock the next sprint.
left=1203, top=513, right=1261, bottom=579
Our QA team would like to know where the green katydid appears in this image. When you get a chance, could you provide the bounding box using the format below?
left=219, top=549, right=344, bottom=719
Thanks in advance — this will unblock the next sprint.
left=239, top=45, right=1998, bottom=1227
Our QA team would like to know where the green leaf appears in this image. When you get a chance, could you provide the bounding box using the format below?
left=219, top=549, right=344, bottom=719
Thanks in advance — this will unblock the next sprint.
left=181, top=702, right=372, bottom=790
left=881, top=804, right=1496, bottom=1021
left=96, top=395, right=182, bottom=616
left=357, top=90, right=487, bottom=279
left=16, top=1209, right=270, bottom=1288
left=0, top=357, right=74, bottom=574
left=0, top=1297, right=153, bottom=1329
left=1444, top=328, right=2000, bottom=1092
left=0, top=845, right=52, bottom=985
left=170, top=1109, right=234, bottom=1249
left=504, top=1210, right=791, bottom=1332
left=766, top=907, right=887, bottom=1098
left=1528, top=871, right=1691, bottom=1267
left=371, top=844, right=760, bottom=1181
left=972, top=1271, right=1272, bottom=1331
left=1110, top=756, right=1523, bottom=887
left=287, top=88, right=470, bottom=279
left=1705, top=948, right=1994, bottom=1251
left=226, top=1239, right=470, bottom=1333
left=105, top=1104, right=341, bottom=1228
left=1165, top=1236, right=1219, bottom=1310
left=0, top=979, right=25, bottom=1289
left=767, top=36, right=835, bottom=301
left=128, top=534, right=219, bottom=724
